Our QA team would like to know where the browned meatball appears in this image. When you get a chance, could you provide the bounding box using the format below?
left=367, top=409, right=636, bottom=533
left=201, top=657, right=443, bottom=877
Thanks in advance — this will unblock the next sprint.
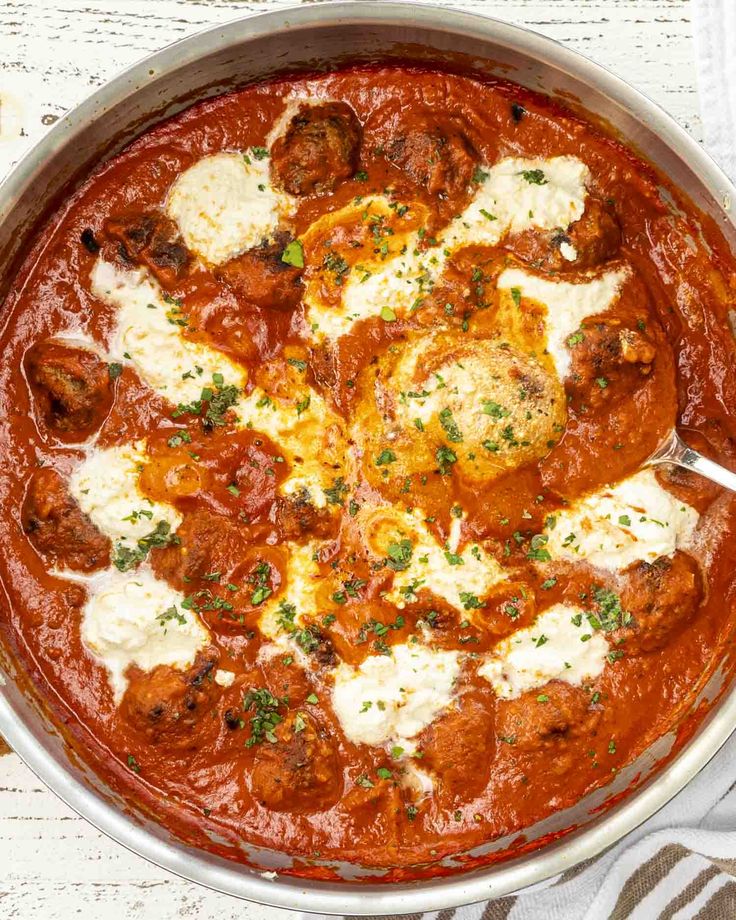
left=567, top=320, right=657, bottom=410
left=385, top=112, right=478, bottom=211
left=250, top=711, right=341, bottom=812
left=22, top=467, right=110, bottom=572
left=215, top=232, right=303, bottom=310
left=496, top=680, right=600, bottom=754
left=271, top=102, right=361, bottom=196
left=271, top=490, right=335, bottom=540
left=420, top=690, right=495, bottom=801
left=506, top=199, right=621, bottom=272
left=105, top=210, right=191, bottom=287
left=262, top=654, right=312, bottom=704
left=26, top=341, right=113, bottom=437
left=120, top=649, right=220, bottom=747
left=617, top=551, right=703, bottom=654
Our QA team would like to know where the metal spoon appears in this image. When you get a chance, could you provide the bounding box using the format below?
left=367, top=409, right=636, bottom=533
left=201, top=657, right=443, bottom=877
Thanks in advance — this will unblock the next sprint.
left=648, top=429, right=736, bottom=494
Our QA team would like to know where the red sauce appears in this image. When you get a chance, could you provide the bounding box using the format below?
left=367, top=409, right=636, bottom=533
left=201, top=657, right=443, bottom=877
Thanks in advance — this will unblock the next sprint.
left=1, top=64, right=736, bottom=875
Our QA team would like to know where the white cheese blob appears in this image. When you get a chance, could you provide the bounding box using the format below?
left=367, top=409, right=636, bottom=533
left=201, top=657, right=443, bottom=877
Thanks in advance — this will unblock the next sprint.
left=544, top=469, right=699, bottom=570
left=214, top=670, right=236, bottom=688
left=331, top=643, right=460, bottom=747
left=91, top=260, right=246, bottom=402
left=443, top=155, right=590, bottom=249
left=496, top=265, right=630, bottom=378
left=81, top=568, right=209, bottom=701
left=166, top=151, right=293, bottom=266
left=479, top=603, right=608, bottom=699
left=69, top=441, right=181, bottom=545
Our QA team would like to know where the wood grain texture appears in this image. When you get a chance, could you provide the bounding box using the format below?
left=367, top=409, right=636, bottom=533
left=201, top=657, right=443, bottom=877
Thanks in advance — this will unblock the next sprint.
left=0, top=0, right=701, bottom=916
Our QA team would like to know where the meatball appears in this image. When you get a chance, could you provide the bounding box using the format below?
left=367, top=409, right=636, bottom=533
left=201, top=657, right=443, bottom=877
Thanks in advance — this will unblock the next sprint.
left=120, top=649, right=220, bottom=747
left=26, top=341, right=113, bottom=436
left=506, top=199, right=621, bottom=272
left=270, top=102, right=361, bottom=196
left=496, top=680, right=600, bottom=754
left=215, top=232, right=303, bottom=310
left=421, top=691, right=495, bottom=801
left=272, top=491, right=334, bottom=540
left=250, top=711, right=341, bottom=812
left=385, top=113, right=478, bottom=211
left=567, top=320, right=657, bottom=410
left=104, top=210, right=191, bottom=287
left=262, top=653, right=312, bottom=704
left=22, top=467, right=110, bottom=572
left=150, top=510, right=249, bottom=589
left=617, top=551, right=703, bottom=654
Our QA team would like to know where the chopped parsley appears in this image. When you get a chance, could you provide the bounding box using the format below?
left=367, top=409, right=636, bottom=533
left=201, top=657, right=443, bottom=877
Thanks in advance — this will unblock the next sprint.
left=386, top=539, right=413, bottom=572
left=436, top=445, right=457, bottom=475
left=520, top=168, right=547, bottom=185
left=243, top=688, right=284, bottom=746
left=172, top=376, right=240, bottom=430
left=112, top=521, right=180, bottom=572
left=482, top=400, right=510, bottom=419
left=589, top=586, right=630, bottom=632
left=249, top=561, right=273, bottom=606
left=323, top=476, right=349, bottom=506
left=281, top=239, right=304, bottom=268
left=375, top=448, right=397, bottom=466
left=439, top=407, right=463, bottom=443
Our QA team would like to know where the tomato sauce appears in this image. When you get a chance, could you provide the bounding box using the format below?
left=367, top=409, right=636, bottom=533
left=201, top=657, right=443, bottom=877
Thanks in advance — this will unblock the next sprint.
left=1, top=64, right=736, bottom=875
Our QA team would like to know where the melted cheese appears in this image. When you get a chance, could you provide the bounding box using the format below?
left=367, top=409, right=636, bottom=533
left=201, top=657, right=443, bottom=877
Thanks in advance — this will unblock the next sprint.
left=331, top=643, right=460, bottom=747
left=237, top=387, right=347, bottom=506
left=479, top=603, right=608, bottom=698
left=303, top=156, right=590, bottom=341
left=496, top=265, right=630, bottom=378
left=81, top=568, right=209, bottom=701
left=166, top=151, right=293, bottom=266
left=91, top=260, right=246, bottom=402
left=258, top=542, right=326, bottom=640
left=92, top=259, right=344, bottom=503
left=544, top=469, right=698, bottom=570
left=69, top=441, right=181, bottom=545
left=361, top=506, right=504, bottom=614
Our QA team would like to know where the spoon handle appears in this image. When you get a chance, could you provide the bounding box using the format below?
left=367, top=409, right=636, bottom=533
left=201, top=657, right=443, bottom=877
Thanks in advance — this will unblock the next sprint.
left=649, top=430, right=736, bottom=494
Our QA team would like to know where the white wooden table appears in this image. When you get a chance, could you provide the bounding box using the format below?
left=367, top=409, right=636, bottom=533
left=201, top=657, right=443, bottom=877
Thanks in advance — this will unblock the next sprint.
left=0, top=1, right=703, bottom=916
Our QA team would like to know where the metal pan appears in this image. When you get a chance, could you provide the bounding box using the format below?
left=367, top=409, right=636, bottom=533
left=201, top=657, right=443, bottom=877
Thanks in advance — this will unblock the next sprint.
left=1, top=2, right=735, bottom=913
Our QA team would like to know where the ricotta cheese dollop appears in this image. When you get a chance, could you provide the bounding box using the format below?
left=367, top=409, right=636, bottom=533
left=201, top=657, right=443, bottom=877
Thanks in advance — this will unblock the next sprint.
left=166, top=151, right=293, bottom=266
left=331, top=643, right=460, bottom=748
left=81, top=568, right=209, bottom=701
left=69, top=441, right=181, bottom=546
left=91, top=259, right=246, bottom=402
left=496, top=265, right=630, bottom=379
left=479, top=602, right=608, bottom=699
left=543, top=469, right=699, bottom=571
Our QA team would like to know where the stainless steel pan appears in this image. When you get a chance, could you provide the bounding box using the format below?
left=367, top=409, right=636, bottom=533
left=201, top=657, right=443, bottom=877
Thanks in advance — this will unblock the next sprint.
left=1, top=2, right=735, bottom=913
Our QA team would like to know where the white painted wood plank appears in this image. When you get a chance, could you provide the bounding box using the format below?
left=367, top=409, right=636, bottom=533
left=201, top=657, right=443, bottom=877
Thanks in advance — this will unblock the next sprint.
left=0, top=0, right=701, bottom=915
left=0, top=751, right=293, bottom=918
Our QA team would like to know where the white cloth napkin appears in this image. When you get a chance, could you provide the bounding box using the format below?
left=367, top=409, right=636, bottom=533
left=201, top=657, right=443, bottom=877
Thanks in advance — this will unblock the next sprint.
left=693, top=0, right=736, bottom=182
left=307, top=6, right=736, bottom=919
